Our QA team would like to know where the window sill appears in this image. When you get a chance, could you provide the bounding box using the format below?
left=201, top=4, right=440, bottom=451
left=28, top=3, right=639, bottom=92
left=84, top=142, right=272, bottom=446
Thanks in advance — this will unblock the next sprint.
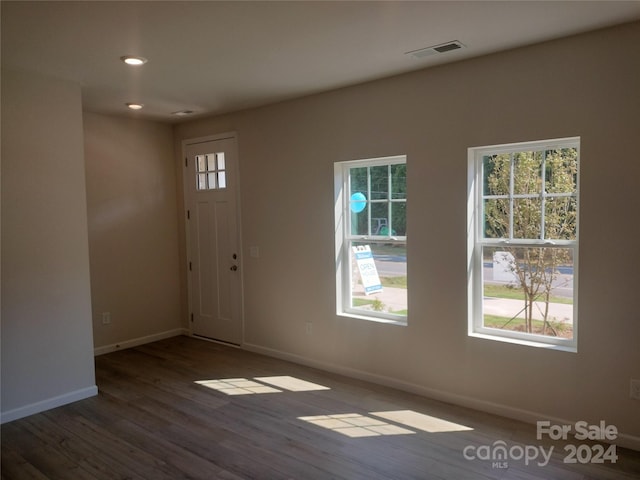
left=339, top=311, right=407, bottom=327
left=468, top=332, right=577, bottom=353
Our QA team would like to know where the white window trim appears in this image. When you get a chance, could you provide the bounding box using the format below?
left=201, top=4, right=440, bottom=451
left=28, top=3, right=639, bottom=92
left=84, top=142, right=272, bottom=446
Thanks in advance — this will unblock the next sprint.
left=467, top=137, right=579, bottom=352
left=334, top=155, right=407, bottom=325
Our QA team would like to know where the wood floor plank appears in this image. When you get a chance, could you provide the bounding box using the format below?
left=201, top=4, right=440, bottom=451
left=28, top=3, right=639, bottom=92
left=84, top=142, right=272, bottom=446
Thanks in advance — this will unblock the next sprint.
left=2, top=336, right=639, bottom=480
left=0, top=445, right=49, bottom=480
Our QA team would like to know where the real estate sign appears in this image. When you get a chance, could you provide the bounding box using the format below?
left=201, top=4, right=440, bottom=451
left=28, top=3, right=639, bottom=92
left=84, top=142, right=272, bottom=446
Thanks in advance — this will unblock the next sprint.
left=353, top=245, right=383, bottom=295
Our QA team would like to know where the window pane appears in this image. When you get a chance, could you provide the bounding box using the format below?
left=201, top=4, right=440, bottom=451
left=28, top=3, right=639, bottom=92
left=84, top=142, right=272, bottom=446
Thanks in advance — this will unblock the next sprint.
left=350, top=241, right=407, bottom=316
left=350, top=167, right=368, bottom=193
left=350, top=204, right=369, bottom=235
left=545, top=197, right=577, bottom=240
left=371, top=202, right=388, bottom=235
left=197, top=173, right=207, bottom=190
left=197, top=155, right=206, bottom=173
left=482, top=246, right=574, bottom=339
left=391, top=202, right=406, bottom=236
left=208, top=173, right=216, bottom=189
left=513, top=151, right=542, bottom=195
left=218, top=171, right=227, bottom=189
left=217, top=152, right=226, bottom=170
left=545, top=148, right=578, bottom=194
left=513, top=198, right=542, bottom=239
left=391, top=164, right=406, bottom=200
left=483, top=154, right=510, bottom=196
left=206, top=154, right=216, bottom=172
left=370, top=165, right=389, bottom=200
left=483, top=199, right=510, bottom=239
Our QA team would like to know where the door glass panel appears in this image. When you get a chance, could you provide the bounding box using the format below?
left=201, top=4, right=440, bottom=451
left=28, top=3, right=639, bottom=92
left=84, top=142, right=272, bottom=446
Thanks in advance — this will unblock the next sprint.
left=217, top=153, right=225, bottom=170
left=206, top=154, right=216, bottom=172
left=197, top=155, right=206, bottom=173
left=198, top=174, right=207, bottom=190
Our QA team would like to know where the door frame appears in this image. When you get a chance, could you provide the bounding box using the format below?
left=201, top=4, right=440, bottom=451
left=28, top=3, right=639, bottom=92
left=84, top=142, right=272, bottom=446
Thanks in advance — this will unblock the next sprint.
left=181, top=132, right=244, bottom=344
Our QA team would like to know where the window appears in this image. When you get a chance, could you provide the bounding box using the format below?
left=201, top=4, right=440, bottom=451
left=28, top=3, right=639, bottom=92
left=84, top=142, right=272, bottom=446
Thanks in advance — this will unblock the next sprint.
left=467, top=138, right=579, bottom=350
left=196, top=152, right=226, bottom=190
left=334, top=155, right=407, bottom=324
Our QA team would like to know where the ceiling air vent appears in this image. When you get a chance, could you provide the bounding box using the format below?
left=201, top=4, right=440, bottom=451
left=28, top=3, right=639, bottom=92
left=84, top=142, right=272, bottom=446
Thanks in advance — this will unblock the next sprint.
left=406, top=40, right=465, bottom=59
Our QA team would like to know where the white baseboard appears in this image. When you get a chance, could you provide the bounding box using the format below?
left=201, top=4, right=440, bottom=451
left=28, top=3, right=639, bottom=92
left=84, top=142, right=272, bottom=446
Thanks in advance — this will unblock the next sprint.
left=94, top=328, right=188, bottom=356
left=242, top=342, right=640, bottom=452
left=1, top=385, right=98, bottom=424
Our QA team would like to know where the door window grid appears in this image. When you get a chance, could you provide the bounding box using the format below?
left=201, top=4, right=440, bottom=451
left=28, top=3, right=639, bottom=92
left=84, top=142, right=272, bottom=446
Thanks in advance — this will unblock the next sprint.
left=196, top=152, right=226, bottom=190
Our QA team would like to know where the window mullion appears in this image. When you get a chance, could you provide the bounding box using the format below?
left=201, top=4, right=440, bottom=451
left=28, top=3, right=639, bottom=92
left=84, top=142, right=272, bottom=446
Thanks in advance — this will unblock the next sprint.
left=367, top=167, right=372, bottom=237
left=509, top=152, right=514, bottom=241
left=387, top=165, right=392, bottom=238
left=541, top=149, right=546, bottom=240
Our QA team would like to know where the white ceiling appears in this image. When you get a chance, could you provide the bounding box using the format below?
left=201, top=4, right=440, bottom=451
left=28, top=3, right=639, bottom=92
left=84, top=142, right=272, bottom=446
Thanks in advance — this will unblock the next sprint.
left=3, top=1, right=640, bottom=123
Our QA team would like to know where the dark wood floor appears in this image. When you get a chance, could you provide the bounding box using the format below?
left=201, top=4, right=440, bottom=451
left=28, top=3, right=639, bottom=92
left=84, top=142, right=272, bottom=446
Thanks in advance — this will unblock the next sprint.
left=2, top=335, right=639, bottom=479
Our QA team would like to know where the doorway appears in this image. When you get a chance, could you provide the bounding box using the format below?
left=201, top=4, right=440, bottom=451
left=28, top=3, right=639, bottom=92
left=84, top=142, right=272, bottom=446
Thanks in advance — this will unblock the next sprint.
left=183, top=134, right=243, bottom=344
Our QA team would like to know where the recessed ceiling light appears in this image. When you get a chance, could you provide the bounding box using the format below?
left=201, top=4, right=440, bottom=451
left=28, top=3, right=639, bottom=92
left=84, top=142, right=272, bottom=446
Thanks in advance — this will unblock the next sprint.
left=126, top=103, right=144, bottom=110
left=172, top=110, right=195, bottom=116
left=121, top=55, right=147, bottom=66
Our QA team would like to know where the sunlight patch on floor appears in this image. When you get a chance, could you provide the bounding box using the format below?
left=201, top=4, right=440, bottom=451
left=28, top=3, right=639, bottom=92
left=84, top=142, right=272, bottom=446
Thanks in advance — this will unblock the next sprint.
left=254, top=376, right=330, bottom=392
left=195, top=375, right=330, bottom=395
left=298, top=413, right=415, bottom=438
left=195, top=378, right=281, bottom=395
left=370, top=410, right=473, bottom=433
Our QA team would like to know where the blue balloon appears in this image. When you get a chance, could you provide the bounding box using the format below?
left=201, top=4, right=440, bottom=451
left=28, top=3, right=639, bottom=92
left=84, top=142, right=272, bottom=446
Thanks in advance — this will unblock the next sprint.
left=350, top=192, right=367, bottom=213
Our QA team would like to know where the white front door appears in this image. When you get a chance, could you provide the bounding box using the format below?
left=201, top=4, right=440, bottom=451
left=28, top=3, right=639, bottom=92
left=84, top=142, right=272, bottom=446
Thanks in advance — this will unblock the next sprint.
left=184, top=134, right=242, bottom=344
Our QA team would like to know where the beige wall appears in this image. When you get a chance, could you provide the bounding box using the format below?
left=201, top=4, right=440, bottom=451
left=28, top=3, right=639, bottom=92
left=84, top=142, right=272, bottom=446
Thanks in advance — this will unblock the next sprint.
left=175, top=22, right=640, bottom=441
left=84, top=113, right=183, bottom=350
left=1, top=70, right=97, bottom=421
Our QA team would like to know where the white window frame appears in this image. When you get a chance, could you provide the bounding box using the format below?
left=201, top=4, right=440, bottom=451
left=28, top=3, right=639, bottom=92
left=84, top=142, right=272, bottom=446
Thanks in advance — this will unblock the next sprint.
left=334, top=155, right=407, bottom=325
left=467, top=137, right=579, bottom=351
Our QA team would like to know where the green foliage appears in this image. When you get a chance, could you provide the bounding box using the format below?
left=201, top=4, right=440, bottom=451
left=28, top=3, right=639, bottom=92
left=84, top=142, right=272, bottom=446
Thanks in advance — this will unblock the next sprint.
left=381, top=276, right=407, bottom=288
left=353, top=297, right=386, bottom=312
left=483, top=148, right=577, bottom=241
left=371, top=297, right=385, bottom=312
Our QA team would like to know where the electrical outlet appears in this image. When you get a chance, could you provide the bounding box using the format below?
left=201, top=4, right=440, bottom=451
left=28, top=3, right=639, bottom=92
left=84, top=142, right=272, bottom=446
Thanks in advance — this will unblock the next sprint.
left=102, top=312, right=111, bottom=325
left=631, top=379, right=640, bottom=400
